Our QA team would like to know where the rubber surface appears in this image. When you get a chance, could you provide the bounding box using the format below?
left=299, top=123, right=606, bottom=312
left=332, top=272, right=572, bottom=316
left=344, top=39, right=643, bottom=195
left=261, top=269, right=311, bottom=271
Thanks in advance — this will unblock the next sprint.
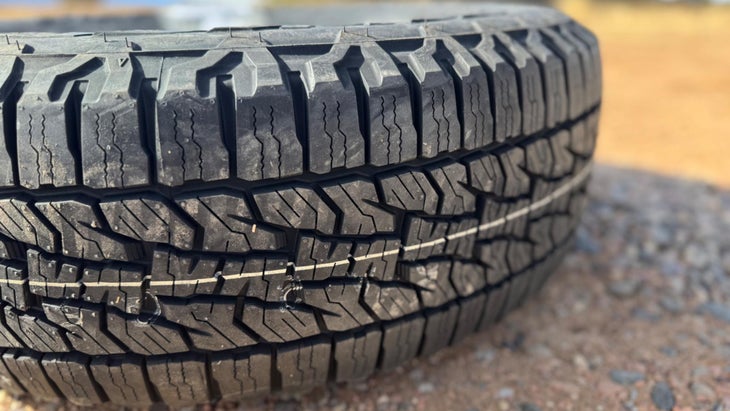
left=0, top=4, right=601, bottom=406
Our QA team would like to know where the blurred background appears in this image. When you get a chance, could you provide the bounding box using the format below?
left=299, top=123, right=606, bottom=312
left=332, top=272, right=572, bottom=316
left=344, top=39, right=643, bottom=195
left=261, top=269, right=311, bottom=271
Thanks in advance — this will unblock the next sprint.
left=0, top=0, right=727, bottom=188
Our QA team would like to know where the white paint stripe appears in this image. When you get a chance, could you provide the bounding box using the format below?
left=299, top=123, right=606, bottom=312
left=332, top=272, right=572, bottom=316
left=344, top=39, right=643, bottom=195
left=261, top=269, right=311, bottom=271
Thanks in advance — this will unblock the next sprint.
left=6, top=163, right=592, bottom=290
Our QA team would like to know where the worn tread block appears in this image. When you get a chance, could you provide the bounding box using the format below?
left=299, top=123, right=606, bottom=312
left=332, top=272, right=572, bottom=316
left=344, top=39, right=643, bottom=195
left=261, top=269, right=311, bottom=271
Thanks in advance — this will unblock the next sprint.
left=0, top=262, right=29, bottom=310
left=420, top=304, right=459, bottom=357
left=426, top=162, right=476, bottom=215
left=379, top=316, right=425, bottom=371
left=176, top=192, right=284, bottom=253
left=276, top=339, right=330, bottom=392
left=333, top=329, right=382, bottom=382
left=378, top=170, right=439, bottom=215
left=3, top=305, right=69, bottom=352
left=2, top=351, right=59, bottom=401
left=254, top=186, right=337, bottom=234
left=160, top=298, right=256, bottom=350
left=42, top=302, right=125, bottom=355
left=302, top=285, right=374, bottom=332
left=147, top=354, right=210, bottom=406
left=0, top=198, right=58, bottom=253
left=362, top=282, right=420, bottom=321
left=43, top=353, right=104, bottom=406
left=90, top=356, right=153, bottom=406
left=100, top=196, right=195, bottom=250
left=242, top=302, right=320, bottom=343
left=399, top=261, right=457, bottom=308
left=36, top=199, right=141, bottom=261
left=106, top=310, right=187, bottom=356
left=323, top=178, right=395, bottom=235
left=212, top=349, right=272, bottom=400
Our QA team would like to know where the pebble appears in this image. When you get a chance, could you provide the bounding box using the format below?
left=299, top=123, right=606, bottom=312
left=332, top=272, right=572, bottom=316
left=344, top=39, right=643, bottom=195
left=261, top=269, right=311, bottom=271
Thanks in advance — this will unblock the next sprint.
left=572, top=354, right=590, bottom=371
left=659, top=295, right=685, bottom=314
left=650, top=382, right=676, bottom=411
left=519, top=403, right=542, bottom=411
left=475, top=348, right=496, bottom=363
left=698, top=302, right=730, bottom=324
left=609, top=370, right=645, bottom=385
left=417, top=382, right=434, bottom=394
left=690, top=381, right=716, bottom=400
left=607, top=278, right=643, bottom=299
left=497, top=387, right=514, bottom=399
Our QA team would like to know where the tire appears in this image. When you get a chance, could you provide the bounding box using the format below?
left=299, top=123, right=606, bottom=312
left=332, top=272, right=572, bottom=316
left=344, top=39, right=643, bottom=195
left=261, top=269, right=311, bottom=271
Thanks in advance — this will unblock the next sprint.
left=0, top=4, right=601, bottom=407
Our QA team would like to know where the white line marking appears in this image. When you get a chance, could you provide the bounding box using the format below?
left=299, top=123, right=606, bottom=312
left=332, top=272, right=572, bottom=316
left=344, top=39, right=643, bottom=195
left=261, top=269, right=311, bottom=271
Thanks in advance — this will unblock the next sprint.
left=6, top=163, right=592, bottom=290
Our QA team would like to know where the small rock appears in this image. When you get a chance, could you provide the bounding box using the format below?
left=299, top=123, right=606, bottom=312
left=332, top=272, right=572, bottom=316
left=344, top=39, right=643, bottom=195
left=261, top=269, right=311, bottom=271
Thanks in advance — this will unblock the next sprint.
left=651, top=382, right=676, bottom=411
left=690, top=381, right=716, bottom=401
left=527, top=343, right=553, bottom=358
left=576, top=226, right=601, bottom=254
left=417, top=382, right=435, bottom=394
left=608, top=278, right=643, bottom=299
left=519, top=403, right=542, bottom=411
left=497, top=387, right=514, bottom=399
left=573, top=354, right=590, bottom=371
left=659, top=295, right=685, bottom=314
left=660, top=346, right=679, bottom=357
left=408, top=369, right=424, bottom=382
left=609, top=369, right=645, bottom=385
left=498, top=400, right=510, bottom=411
left=475, top=348, right=496, bottom=363
left=698, top=302, right=730, bottom=324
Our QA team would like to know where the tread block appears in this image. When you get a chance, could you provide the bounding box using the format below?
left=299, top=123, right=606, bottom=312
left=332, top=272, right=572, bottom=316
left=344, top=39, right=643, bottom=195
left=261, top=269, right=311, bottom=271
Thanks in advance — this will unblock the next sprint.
left=351, top=238, right=401, bottom=281
left=147, top=354, right=210, bottom=407
left=254, top=186, right=337, bottom=235
left=399, top=261, right=457, bottom=308
left=494, top=32, right=546, bottom=135
left=323, top=178, right=395, bottom=235
left=149, top=248, right=288, bottom=297
left=420, top=304, right=459, bottom=356
left=241, top=302, right=320, bottom=343
left=451, top=293, right=487, bottom=343
left=236, top=48, right=303, bottom=180
left=299, top=44, right=366, bottom=174
left=540, top=27, right=586, bottom=119
left=42, top=353, right=104, bottom=406
left=81, top=55, right=149, bottom=189
left=36, top=199, right=141, bottom=261
left=359, top=42, right=419, bottom=166
left=159, top=298, right=256, bottom=350
left=468, top=33, right=522, bottom=141
left=17, top=56, right=106, bottom=189
left=451, top=260, right=488, bottom=297
left=467, top=153, right=505, bottom=195
left=42, top=302, right=125, bottom=355
left=362, top=282, right=420, bottom=320
left=302, top=285, right=374, bottom=332
left=294, top=235, right=351, bottom=280
left=27, top=250, right=145, bottom=314
left=90, top=356, right=153, bottom=407
left=549, top=130, right=575, bottom=177
left=439, top=38, right=495, bottom=150
left=378, top=170, right=439, bottom=215
left=333, top=329, right=382, bottom=382
left=520, top=29, right=569, bottom=127
left=2, top=351, right=59, bottom=401
left=156, top=50, right=239, bottom=186
left=402, top=217, right=477, bottom=261
left=176, top=192, right=284, bottom=253
left=478, top=282, right=510, bottom=330
left=100, top=196, right=195, bottom=250
left=106, top=310, right=187, bottom=356
left=276, top=339, right=330, bottom=392
left=497, top=147, right=532, bottom=198
left=0, top=57, right=20, bottom=188
left=0, top=350, right=24, bottom=395
left=3, top=305, right=69, bottom=352
left=477, top=239, right=510, bottom=284
left=380, top=316, right=425, bottom=371
left=389, top=39, right=461, bottom=157
left=0, top=198, right=58, bottom=252
left=212, top=349, right=272, bottom=400
left=0, top=261, right=29, bottom=310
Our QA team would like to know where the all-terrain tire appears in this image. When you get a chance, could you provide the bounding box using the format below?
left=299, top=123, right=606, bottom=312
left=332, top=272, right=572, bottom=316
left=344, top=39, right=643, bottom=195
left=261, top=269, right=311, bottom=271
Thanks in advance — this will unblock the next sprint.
left=0, top=4, right=600, bottom=406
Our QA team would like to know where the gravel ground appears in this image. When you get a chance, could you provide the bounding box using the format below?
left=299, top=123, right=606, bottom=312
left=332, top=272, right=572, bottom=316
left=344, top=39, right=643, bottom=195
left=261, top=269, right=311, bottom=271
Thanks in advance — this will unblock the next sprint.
left=2, top=163, right=729, bottom=411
